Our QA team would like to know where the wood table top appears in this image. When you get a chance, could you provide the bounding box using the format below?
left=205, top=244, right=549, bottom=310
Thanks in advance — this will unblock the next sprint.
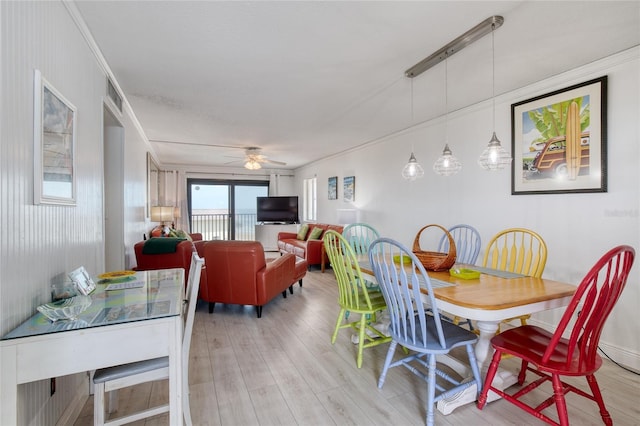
left=358, top=261, right=576, bottom=311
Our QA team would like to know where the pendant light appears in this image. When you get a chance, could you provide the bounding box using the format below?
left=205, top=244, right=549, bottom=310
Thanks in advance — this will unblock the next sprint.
left=433, top=54, right=462, bottom=176
left=402, top=79, right=424, bottom=181
left=402, top=151, right=424, bottom=181
left=478, top=21, right=511, bottom=171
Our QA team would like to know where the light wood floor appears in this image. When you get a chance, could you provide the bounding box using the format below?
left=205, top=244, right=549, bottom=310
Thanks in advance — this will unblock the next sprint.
left=74, top=267, right=640, bottom=425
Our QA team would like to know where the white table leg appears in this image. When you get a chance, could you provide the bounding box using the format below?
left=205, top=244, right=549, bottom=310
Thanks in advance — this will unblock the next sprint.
left=436, top=320, right=517, bottom=415
left=0, top=345, right=18, bottom=425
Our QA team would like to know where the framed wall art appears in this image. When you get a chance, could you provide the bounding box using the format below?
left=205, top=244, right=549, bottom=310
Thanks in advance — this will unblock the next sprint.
left=34, top=70, right=77, bottom=205
left=343, top=176, right=355, bottom=202
left=511, top=76, right=607, bottom=195
left=328, top=176, right=337, bottom=200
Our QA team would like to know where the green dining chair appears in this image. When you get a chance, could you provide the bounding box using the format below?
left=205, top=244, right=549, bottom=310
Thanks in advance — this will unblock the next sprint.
left=323, top=230, right=391, bottom=368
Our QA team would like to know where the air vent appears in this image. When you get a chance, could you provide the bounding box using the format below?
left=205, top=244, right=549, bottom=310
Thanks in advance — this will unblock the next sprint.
left=106, top=78, right=123, bottom=112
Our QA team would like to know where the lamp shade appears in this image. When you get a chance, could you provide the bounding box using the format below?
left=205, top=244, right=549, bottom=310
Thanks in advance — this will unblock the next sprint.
left=150, top=206, right=174, bottom=222
left=173, top=206, right=181, bottom=219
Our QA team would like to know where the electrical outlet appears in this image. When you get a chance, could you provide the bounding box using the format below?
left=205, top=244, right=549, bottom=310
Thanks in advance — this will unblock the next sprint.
left=50, top=378, right=56, bottom=396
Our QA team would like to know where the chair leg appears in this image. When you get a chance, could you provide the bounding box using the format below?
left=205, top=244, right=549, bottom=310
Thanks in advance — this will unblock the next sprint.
left=93, top=382, right=106, bottom=425
left=552, top=374, right=570, bottom=426
left=426, top=353, right=437, bottom=426
left=289, top=285, right=293, bottom=294
left=331, top=309, right=345, bottom=344
left=208, top=302, right=215, bottom=313
left=183, top=364, right=193, bottom=426
left=377, top=341, right=397, bottom=388
left=256, top=306, right=262, bottom=318
left=298, top=278, right=303, bottom=287
left=586, top=374, right=612, bottom=426
left=282, top=290, right=287, bottom=298
left=518, top=359, right=528, bottom=385
left=477, top=349, right=503, bottom=409
left=107, top=390, right=118, bottom=414
left=356, top=314, right=367, bottom=368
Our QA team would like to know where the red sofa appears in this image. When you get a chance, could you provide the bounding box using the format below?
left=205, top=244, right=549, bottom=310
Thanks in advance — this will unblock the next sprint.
left=202, top=240, right=300, bottom=318
left=277, top=223, right=344, bottom=268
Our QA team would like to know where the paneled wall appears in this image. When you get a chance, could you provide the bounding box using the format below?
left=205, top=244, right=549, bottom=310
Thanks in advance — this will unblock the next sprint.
left=294, top=47, right=640, bottom=370
left=1, top=2, right=150, bottom=424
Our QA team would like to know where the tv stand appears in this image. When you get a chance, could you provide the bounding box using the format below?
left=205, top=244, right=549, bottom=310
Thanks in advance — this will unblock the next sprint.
left=255, top=223, right=299, bottom=252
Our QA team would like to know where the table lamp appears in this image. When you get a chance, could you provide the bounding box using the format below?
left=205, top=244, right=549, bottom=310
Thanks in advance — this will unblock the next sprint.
left=150, top=206, right=174, bottom=236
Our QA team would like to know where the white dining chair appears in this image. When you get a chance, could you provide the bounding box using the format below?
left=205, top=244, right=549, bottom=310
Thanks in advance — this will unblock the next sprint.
left=92, top=252, right=204, bottom=425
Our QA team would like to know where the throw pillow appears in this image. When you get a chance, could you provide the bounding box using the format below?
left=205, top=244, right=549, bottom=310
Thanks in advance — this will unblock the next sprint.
left=296, top=224, right=309, bottom=240
left=307, top=227, right=323, bottom=240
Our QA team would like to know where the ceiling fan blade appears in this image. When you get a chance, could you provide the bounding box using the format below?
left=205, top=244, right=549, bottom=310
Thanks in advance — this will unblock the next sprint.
left=263, top=158, right=287, bottom=166
left=223, top=159, right=243, bottom=165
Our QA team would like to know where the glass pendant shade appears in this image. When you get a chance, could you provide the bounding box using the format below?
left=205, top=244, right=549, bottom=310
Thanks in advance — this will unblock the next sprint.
left=478, top=132, right=512, bottom=170
left=478, top=22, right=511, bottom=171
left=401, top=152, right=425, bottom=181
left=433, top=144, right=462, bottom=176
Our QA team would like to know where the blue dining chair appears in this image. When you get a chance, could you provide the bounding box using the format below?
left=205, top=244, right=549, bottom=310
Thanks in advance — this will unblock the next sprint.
left=437, top=224, right=481, bottom=265
left=437, top=224, right=482, bottom=330
left=369, top=238, right=482, bottom=426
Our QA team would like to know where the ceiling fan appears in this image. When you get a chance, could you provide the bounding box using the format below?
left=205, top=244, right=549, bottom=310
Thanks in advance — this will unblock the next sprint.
left=228, top=147, right=287, bottom=170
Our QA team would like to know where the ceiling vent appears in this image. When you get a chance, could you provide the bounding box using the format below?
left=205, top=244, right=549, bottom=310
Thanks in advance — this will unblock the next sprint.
left=106, top=78, right=123, bottom=112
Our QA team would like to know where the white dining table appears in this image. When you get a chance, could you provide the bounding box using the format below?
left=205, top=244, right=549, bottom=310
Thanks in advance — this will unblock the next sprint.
left=358, top=260, right=576, bottom=415
left=0, top=268, right=185, bottom=425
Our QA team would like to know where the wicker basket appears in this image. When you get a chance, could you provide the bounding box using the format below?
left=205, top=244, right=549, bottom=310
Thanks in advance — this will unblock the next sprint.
left=412, top=224, right=457, bottom=271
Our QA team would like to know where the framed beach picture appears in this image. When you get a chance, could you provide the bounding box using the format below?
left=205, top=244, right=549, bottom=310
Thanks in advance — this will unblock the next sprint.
left=343, top=176, right=355, bottom=202
left=34, top=70, right=77, bottom=205
left=511, top=76, right=607, bottom=195
left=328, top=176, right=337, bottom=200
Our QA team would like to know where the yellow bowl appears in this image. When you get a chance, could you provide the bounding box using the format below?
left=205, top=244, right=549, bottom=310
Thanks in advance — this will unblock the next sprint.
left=449, top=268, right=481, bottom=280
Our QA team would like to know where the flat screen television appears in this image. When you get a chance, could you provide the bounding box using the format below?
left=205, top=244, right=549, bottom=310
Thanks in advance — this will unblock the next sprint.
left=256, top=196, right=299, bottom=224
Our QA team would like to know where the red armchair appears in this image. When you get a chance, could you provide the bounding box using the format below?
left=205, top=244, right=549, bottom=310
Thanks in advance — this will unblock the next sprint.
left=133, top=239, right=211, bottom=302
left=202, top=240, right=296, bottom=318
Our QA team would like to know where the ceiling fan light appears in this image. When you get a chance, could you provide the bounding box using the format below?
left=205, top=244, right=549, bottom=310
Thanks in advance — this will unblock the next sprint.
left=244, top=159, right=261, bottom=170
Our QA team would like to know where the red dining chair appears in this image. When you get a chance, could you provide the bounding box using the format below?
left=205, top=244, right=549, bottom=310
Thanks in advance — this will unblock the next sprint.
left=477, top=245, right=635, bottom=426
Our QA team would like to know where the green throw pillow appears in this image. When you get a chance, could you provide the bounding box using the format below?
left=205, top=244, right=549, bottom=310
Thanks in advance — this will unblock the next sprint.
left=307, top=227, right=323, bottom=240
left=296, top=224, right=309, bottom=240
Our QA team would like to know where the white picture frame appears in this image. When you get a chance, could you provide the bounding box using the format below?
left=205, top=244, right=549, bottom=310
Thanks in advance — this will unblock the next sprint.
left=34, top=69, right=77, bottom=205
left=68, top=266, right=96, bottom=296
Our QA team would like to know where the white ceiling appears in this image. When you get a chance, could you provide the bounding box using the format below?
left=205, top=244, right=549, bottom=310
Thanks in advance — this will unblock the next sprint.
left=74, top=1, right=640, bottom=170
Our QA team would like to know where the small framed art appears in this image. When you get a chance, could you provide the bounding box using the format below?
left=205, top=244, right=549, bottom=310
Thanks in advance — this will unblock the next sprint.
left=34, top=70, right=77, bottom=205
left=343, top=176, right=355, bottom=202
left=328, top=176, right=337, bottom=200
left=68, top=266, right=96, bottom=296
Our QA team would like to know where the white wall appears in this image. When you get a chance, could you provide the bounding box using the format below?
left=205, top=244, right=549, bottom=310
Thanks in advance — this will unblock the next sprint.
left=0, top=2, right=151, bottom=424
left=295, top=47, right=640, bottom=370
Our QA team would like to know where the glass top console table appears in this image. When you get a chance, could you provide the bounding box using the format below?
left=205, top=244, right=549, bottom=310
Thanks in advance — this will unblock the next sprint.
left=0, top=268, right=185, bottom=425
